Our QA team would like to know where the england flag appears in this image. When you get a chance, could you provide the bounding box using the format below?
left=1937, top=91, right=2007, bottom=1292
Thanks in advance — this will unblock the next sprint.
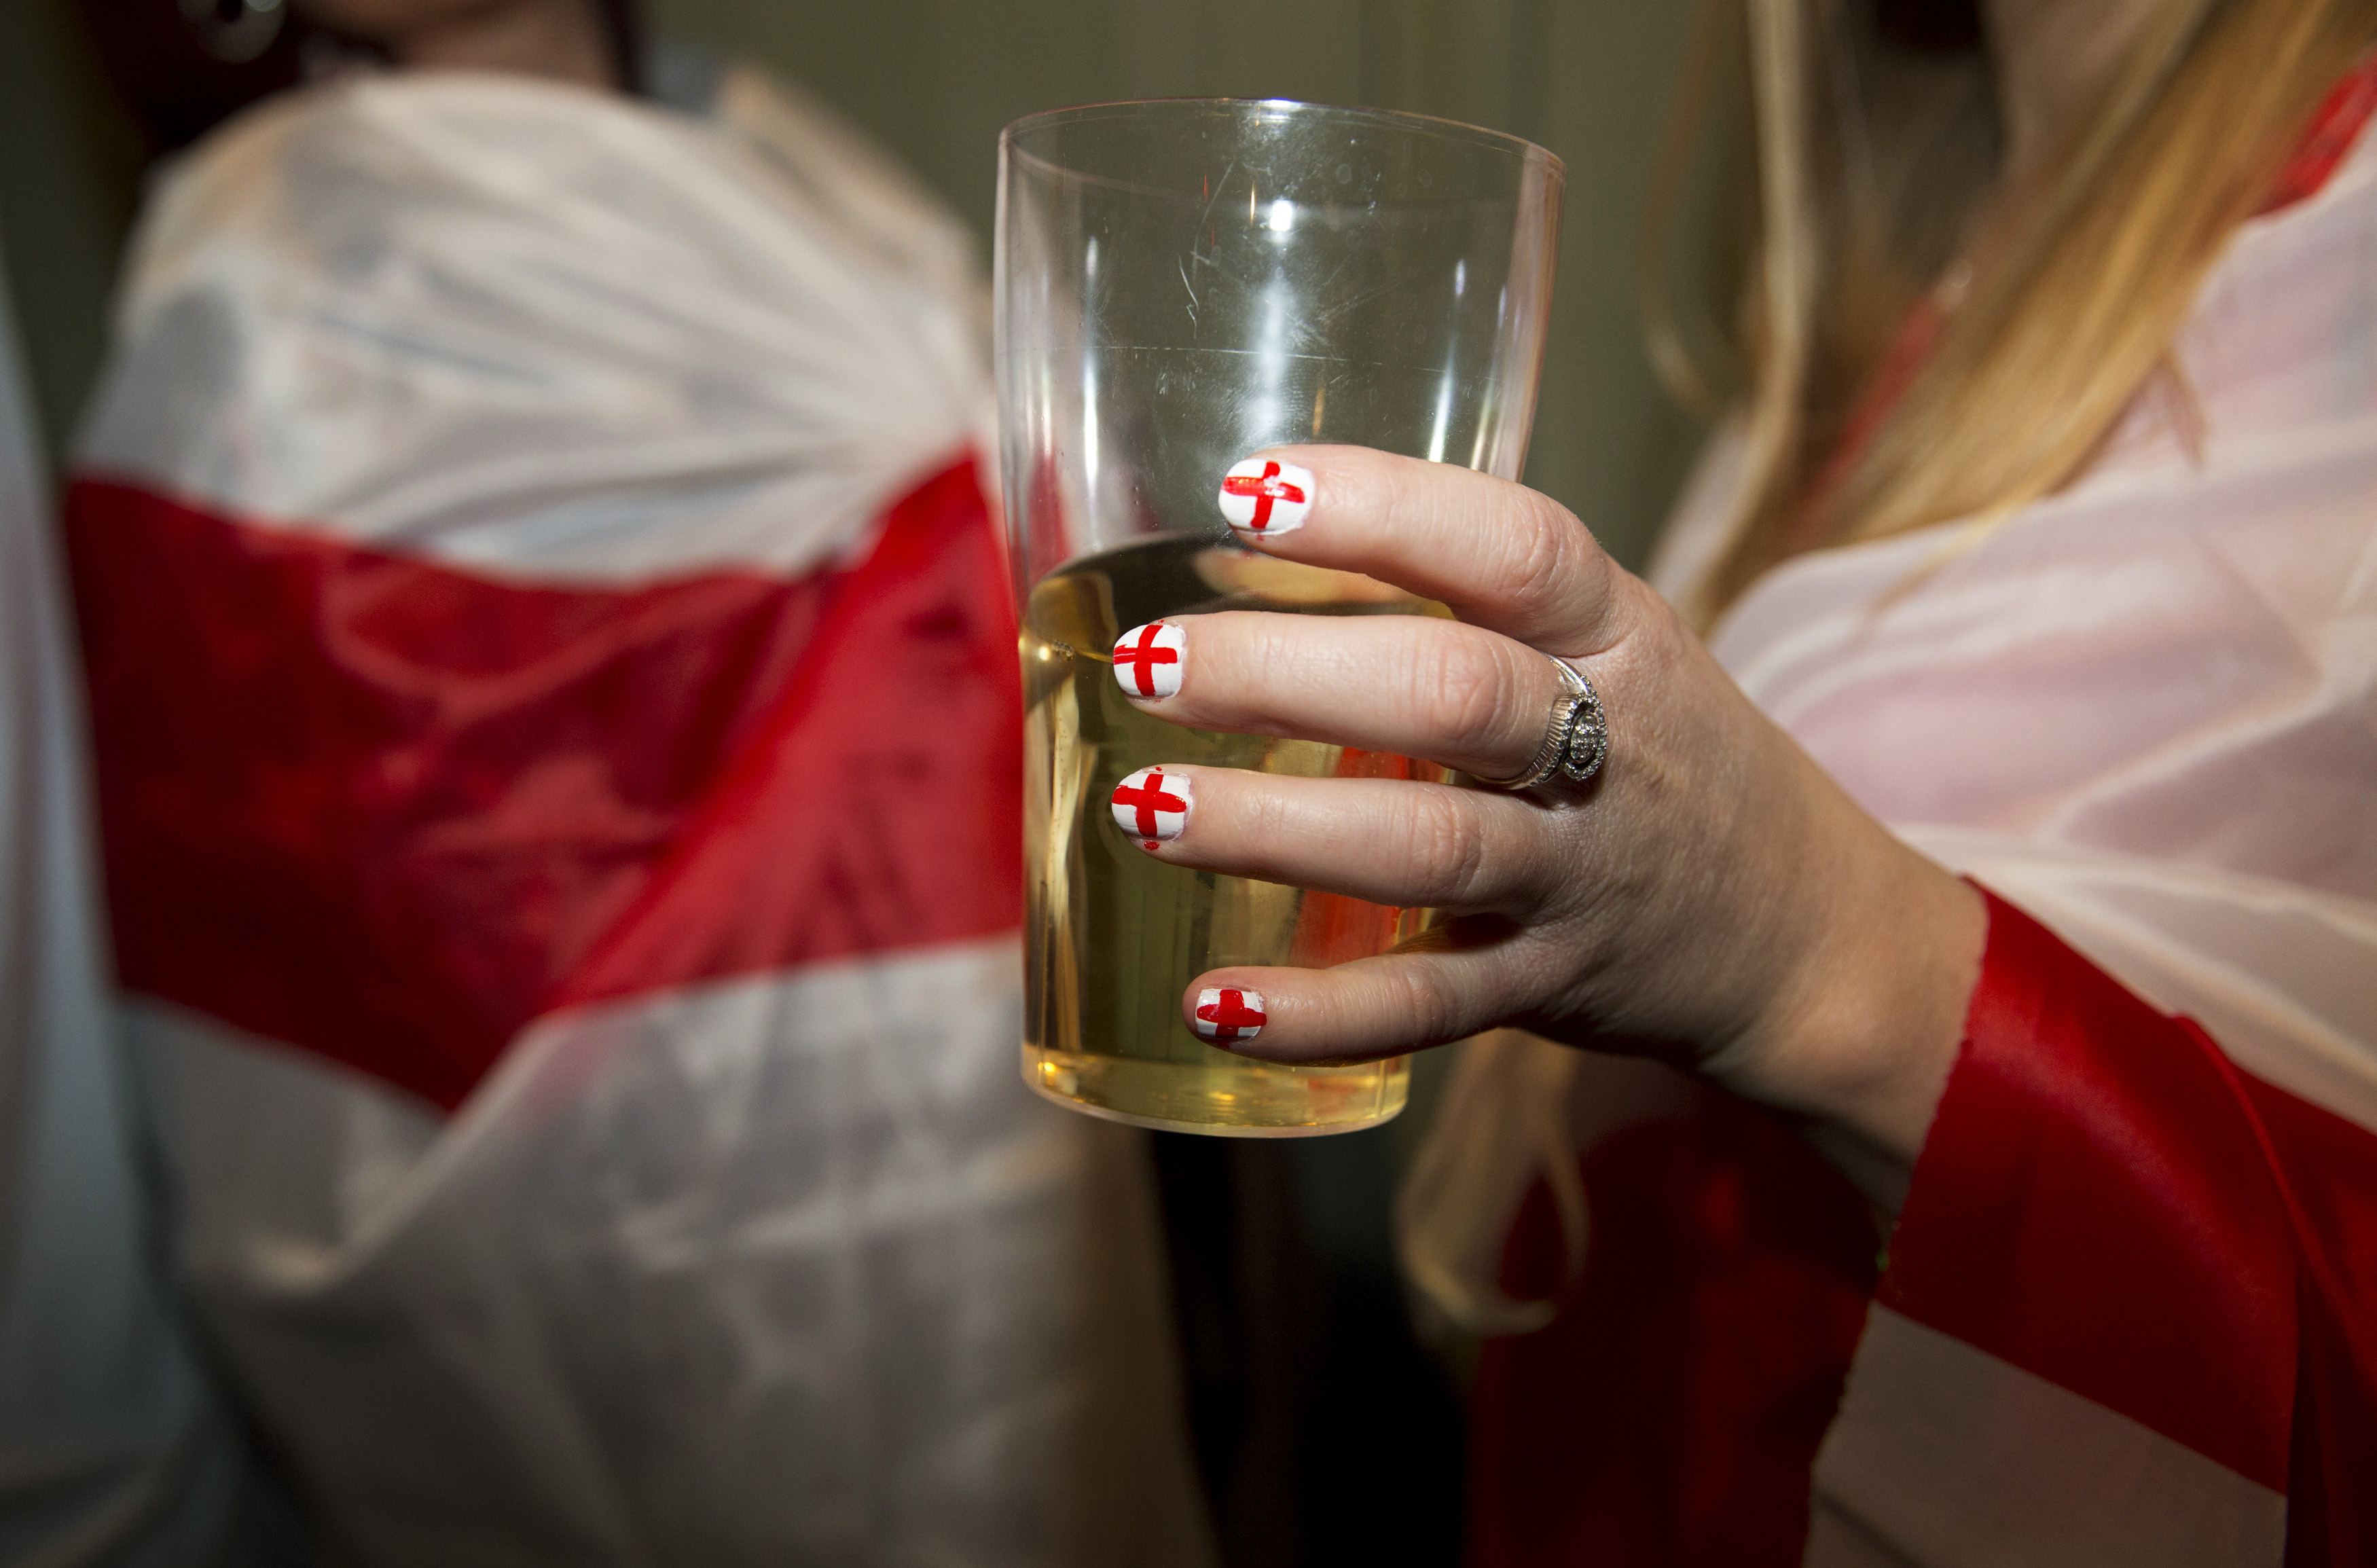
left=62, top=67, right=1208, bottom=1567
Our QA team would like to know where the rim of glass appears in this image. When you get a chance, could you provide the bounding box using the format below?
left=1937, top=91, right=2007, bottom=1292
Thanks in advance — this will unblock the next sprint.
left=1000, top=96, right=1563, bottom=183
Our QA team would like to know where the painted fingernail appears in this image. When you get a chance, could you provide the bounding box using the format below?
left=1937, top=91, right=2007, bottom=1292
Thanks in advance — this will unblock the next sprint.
left=1111, top=767, right=1192, bottom=849
left=1218, top=457, right=1314, bottom=536
left=1193, top=987, right=1267, bottom=1044
left=1111, top=621, right=1185, bottom=699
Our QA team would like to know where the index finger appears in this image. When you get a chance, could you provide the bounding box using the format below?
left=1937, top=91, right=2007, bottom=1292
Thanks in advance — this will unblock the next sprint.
left=1218, top=444, right=1628, bottom=655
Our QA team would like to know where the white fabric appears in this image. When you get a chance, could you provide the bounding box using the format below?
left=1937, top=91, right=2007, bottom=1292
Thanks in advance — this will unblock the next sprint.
left=0, top=240, right=247, bottom=1561
left=75, top=69, right=1210, bottom=1567
left=1673, top=108, right=2377, bottom=1568
left=1805, top=1309, right=2287, bottom=1568
left=1705, top=121, right=2377, bottom=1138
left=1388, top=102, right=2376, bottom=1568
left=80, top=69, right=984, bottom=584
left=131, top=945, right=1205, bottom=1568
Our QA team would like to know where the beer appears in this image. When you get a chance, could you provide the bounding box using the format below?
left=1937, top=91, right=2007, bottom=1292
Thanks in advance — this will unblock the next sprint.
left=1021, top=532, right=1445, bottom=1135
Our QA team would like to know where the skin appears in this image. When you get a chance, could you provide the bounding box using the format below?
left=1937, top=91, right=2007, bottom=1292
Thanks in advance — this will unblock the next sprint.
left=294, top=0, right=615, bottom=88
left=1982, top=0, right=2177, bottom=185
left=1129, top=4, right=2179, bottom=1211
left=1132, top=448, right=1986, bottom=1213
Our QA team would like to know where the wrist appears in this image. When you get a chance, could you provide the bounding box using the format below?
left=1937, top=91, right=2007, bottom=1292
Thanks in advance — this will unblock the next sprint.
left=1705, top=826, right=1986, bottom=1212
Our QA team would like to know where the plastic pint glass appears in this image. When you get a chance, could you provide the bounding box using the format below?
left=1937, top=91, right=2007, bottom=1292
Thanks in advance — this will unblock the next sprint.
left=995, top=99, right=1561, bottom=1135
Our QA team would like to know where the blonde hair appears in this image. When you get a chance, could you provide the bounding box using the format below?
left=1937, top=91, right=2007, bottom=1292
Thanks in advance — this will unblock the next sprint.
left=1700, top=0, right=2377, bottom=619
left=1400, top=0, right=2377, bottom=1334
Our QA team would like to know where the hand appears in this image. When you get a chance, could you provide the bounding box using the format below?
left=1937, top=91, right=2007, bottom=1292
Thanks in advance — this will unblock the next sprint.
left=1124, top=446, right=1988, bottom=1203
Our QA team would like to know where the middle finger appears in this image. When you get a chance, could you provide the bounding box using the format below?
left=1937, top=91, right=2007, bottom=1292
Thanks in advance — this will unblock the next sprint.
left=1112, top=610, right=1569, bottom=781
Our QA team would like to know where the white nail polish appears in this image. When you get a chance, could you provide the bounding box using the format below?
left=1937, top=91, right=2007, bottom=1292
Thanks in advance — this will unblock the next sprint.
left=1112, top=621, right=1185, bottom=699
left=1111, top=767, right=1191, bottom=847
left=1192, top=987, right=1267, bottom=1044
left=1217, top=458, right=1314, bottom=536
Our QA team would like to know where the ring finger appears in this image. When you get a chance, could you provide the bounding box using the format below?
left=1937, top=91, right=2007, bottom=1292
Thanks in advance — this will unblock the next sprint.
left=1109, top=764, right=1559, bottom=913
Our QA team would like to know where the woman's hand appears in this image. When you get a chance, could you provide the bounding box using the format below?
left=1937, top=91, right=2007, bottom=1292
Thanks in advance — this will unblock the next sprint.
left=1123, top=445, right=1989, bottom=1203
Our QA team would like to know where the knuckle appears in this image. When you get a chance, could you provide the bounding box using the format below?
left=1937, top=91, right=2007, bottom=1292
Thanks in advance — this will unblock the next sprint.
left=1415, top=632, right=1518, bottom=757
left=1498, top=493, right=1604, bottom=625
left=1597, top=575, right=1691, bottom=691
left=1632, top=577, right=1694, bottom=664
left=1401, top=788, right=1493, bottom=902
left=1380, top=960, right=1467, bottom=1044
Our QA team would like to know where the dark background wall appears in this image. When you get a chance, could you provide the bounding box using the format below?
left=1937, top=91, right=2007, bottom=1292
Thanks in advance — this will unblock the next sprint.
left=0, top=0, right=144, bottom=473
left=0, top=0, right=1746, bottom=570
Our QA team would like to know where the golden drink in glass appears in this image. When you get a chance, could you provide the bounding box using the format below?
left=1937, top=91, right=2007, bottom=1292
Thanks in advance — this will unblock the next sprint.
left=1022, top=534, right=1451, bottom=1133
left=996, top=101, right=1561, bottom=1134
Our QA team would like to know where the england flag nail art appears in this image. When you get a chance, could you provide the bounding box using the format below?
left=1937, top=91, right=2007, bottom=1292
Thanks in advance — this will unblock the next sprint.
left=1218, top=458, right=1313, bottom=535
left=1112, top=621, right=1185, bottom=699
left=1193, top=987, right=1267, bottom=1044
left=1111, top=767, right=1191, bottom=848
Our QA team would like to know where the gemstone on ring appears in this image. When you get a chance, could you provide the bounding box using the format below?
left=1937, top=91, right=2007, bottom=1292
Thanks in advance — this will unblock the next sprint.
left=1472, top=653, right=1608, bottom=793
left=1559, top=677, right=1609, bottom=784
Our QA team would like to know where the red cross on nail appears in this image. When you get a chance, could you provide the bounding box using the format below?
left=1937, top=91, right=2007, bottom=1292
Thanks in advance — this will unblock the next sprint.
left=1195, top=987, right=1267, bottom=1042
left=1220, top=460, right=1308, bottom=531
left=1112, top=768, right=1189, bottom=842
left=1113, top=622, right=1180, bottom=697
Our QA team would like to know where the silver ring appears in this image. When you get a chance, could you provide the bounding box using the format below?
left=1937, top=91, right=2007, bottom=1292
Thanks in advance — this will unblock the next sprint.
left=1472, top=654, right=1609, bottom=793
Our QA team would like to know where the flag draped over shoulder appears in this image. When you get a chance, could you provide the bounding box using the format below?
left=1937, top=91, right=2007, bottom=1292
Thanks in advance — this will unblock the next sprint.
left=65, top=69, right=1210, bottom=1568
left=1709, top=105, right=2377, bottom=1565
left=1453, top=74, right=2377, bottom=1568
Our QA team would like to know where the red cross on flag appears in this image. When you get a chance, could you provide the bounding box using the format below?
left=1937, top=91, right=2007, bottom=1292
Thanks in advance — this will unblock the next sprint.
left=46, top=65, right=1213, bottom=1566
left=1110, top=620, right=1185, bottom=698
left=1192, top=987, right=1266, bottom=1043
left=1218, top=458, right=1313, bottom=534
left=1110, top=767, right=1191, bottom=847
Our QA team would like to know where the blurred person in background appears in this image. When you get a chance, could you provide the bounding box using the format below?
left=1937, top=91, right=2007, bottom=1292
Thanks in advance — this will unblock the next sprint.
left=0, top=227, right=272, bottom=1565
left=52, top=0, right=1210, bottom=1563
left=1084, top=0, right=2376, bottom=1563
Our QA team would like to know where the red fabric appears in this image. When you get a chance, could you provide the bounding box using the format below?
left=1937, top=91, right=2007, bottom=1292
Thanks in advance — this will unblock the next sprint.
left=1886, top=890, right=2377, bottom=1564
left=2254, top=1080, right=2377, bottom=1568
left=65, top=457, right=1021, bottom=1110
left=1466, top=892, right=2377, bottom=1564
left=1881, top=892, right=2295, bottom=1487
left=2260, top=52, right=2377, bottom=215
left=1465, top=1092, right=1878, bottom=1568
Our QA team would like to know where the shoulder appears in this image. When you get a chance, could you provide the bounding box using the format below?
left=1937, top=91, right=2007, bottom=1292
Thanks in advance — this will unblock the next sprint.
left=2090, top=110, right=2377, bottom=486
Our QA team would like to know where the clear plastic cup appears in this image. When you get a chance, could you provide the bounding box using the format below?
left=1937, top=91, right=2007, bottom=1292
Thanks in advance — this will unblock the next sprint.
left=996, top=98, right=1562, bottom=1135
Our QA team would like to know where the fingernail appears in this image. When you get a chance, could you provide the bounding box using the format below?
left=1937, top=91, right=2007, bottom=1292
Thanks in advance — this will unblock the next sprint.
left=1111, top=621, right=1185, bottom=699
left=1111, top=767, right=1192, bottom=849
left=1218, top=457, right=1314, bottom=536
left=1193, top=987, right=1267, bottom=1044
